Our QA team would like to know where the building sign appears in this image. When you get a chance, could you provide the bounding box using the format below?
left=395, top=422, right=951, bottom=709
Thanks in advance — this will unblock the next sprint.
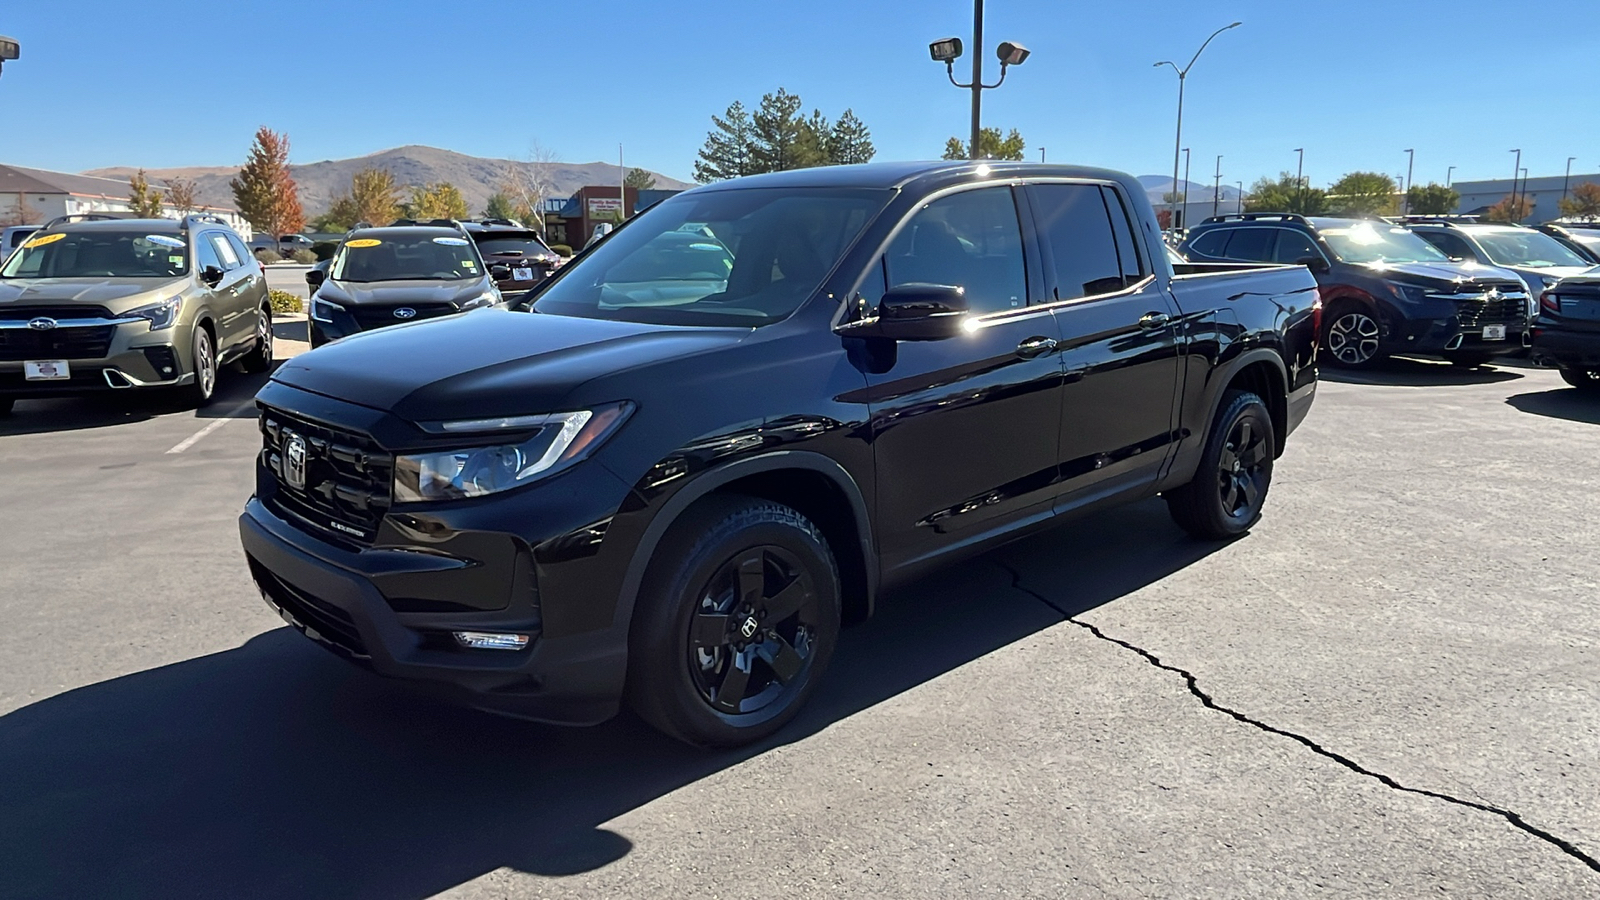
left=586, top=197, right=622, bottom=218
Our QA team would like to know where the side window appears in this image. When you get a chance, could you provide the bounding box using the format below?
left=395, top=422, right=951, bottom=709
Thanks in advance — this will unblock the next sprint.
left=1270, top=229, right=1322, bottom=264
left=196, top=233, right=224, bottom=272
left=886, top=187, right=1027, bottom=314
left=1222, top=228, right=1273, bottom=261
left=1421, top=231, right=1474, bottom=260
left=1030, top=183, right=1124, bottom=301
left=1100, top=186, right=1146, bottom=284
left=1187, top=229, right=1228, bottom=259
left=225, top=233, right=254, bottom=267
left=208, top=233, right=241, bottom=269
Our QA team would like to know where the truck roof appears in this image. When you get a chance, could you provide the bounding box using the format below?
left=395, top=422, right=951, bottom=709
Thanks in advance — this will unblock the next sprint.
left=691, top=160, right=1134, bottom=194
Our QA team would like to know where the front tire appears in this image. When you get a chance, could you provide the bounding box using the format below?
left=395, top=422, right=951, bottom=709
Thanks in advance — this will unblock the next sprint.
left=1560, top=365, right=1600, bottom=394
left=1322, top=302, right=1383, bottom=368
left=628, top=495, right=841, bottom=748
left=184, top=326, right=217, bottom=408
left=1166, top=390, right=1275, bottom=540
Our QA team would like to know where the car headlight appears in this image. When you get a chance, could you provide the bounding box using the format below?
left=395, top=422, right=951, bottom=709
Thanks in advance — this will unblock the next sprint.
left=311, top=296, right=344, bottom=323
left=394, top=403, right=633, bottom=502
left=1540, top=276, right=1561, bottom=289
left=461, top=290, right=499, bottom=310
left=124, top=296, right=183, bottom=330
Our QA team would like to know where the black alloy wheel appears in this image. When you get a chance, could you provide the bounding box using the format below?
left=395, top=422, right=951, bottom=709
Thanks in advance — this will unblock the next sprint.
left=240, top=306, right=274, bottom=373
left=1322, top=304, right=1382, bottom=368
left=630, top=496, right=840, bottom=747
left=1560, top=365, right=1600, bottom=394
left=1166, top=389, right=1275, bottom=540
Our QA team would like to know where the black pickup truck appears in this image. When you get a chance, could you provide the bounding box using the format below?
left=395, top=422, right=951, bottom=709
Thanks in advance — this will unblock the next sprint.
left=239, top=161, right=1320, bottom=747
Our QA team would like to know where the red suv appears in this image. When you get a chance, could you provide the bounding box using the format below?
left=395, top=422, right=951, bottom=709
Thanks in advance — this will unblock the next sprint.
left=462, top=221, right=562, bottom=303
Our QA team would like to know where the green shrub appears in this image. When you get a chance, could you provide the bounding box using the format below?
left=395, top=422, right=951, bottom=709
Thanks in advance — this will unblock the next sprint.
left=254, top=249, right=281, bottom=265
left=269, top=289, right=303, bottom=314
left=550, top=244, right=573, bottom=258
left=290, top=248, right=317, bottom=264
left=311, top=241, right=337, bottom=261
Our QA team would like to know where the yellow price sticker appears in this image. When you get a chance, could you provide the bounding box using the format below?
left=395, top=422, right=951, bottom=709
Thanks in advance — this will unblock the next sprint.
left=345, top=238, right=382, bottom=248
left=22, top=232, right=66, bottom=249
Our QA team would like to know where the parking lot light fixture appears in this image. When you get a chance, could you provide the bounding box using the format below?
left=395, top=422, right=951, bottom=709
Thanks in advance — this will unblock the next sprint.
left=1156, top=22, right=1242, bottom=231
left=929, top=37, right=963, bottom=63
left=0, top=35, right=19, bottom=79
left=929, top=1, right=1031, bottom=160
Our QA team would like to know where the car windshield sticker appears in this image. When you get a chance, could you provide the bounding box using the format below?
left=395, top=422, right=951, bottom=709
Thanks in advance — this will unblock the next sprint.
left=168, top=255, right=184, bottom=266
left=433, top=237, right=469, bottom=246
left=346, top=238, right=382, bottom=248
left=145, top=235, right=185, bottom=248
left=21, top=232, right=65, bottom=249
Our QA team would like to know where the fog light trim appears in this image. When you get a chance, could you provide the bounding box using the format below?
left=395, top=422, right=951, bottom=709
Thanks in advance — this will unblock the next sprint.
left=452, top=631, right=530, bottom=651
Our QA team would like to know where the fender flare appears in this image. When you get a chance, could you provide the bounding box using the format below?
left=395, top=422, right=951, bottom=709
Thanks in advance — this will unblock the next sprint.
left=1198, top=347, right=1290, bottom=455
left=611, top=450, right=879, bottom=638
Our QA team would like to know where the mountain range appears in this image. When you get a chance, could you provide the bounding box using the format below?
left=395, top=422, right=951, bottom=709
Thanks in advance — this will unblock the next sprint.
left=1137, top=175, right=1243, bottom=202
left=85, top=145, right=694, bottom=219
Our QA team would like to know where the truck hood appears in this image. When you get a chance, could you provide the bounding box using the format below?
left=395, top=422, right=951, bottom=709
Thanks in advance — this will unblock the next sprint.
left=271, top=309, right=751, bottom=422
left=319, top=278, right=486, bottom=307
left=1359, top=261, right=1524, bottom=291
left=0, top=277, right=179, bottom=312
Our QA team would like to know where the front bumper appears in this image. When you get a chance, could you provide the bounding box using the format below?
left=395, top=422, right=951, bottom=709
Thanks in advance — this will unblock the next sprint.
left=0, top=320, right=193, bottom=397
left=1532, top=326, right=1600, bottom=368
left=1387, top=316, right=1530, bottom=357
left=239, top=458, right=641, bottom=725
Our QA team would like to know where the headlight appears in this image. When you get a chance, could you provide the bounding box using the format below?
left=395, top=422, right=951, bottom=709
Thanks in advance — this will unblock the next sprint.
left=124, top=296, right=183, bottom=330
left=461, top=290, right=499, bottom=310
left=311, top=296, right=344, bottom=323
left=1540, top=276, right=1561, bottom=289
left=394, top=403, right=633, bottom=502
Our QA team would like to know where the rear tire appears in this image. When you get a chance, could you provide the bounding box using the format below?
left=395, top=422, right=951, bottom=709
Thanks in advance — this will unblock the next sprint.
left=628, top=495, right=841, bottom=748
left=1321, top=302, right=1383, bottom=368
left=1166, top=390, right=1275, bottom=540
left=184, top=326, right=217, bottom=408
left=1560, top=365, right=1600, bottom=394
left=239, top=306, right=274, bottom=373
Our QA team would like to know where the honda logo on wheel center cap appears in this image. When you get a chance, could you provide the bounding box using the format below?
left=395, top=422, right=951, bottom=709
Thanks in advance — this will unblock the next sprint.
left=27, top=317, right=57, bottom=331
left=740, top=616, right=759, bottom=639
left=393, top=307, right=417, bottom=319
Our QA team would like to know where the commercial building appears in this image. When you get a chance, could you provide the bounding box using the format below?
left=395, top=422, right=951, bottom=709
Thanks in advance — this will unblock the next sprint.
left=542, top=186, right=683, bottom=249
left=0, top=163, right=250, bottom=234
left=1453, top=173, right=1600, bottom=224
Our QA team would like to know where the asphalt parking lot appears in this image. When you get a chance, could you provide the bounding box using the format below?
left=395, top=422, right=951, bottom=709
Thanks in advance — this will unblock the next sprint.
left=1, top=355, right=1597, bottom=899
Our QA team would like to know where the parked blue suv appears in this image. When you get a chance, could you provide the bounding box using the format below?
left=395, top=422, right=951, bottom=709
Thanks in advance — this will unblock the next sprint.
left=1181, top=214, right=1529, bottom=368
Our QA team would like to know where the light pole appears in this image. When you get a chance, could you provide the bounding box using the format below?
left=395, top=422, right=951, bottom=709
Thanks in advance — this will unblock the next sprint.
left=1294, top=148, right=1304, bottom=213
left=1038, top=147, right=1045, bottom=162
left=928, top=2, right=1030, bottom=160
left=1510, top=149, right=1522, bottom=213
left=1213, top=155, right=1223, bottom=217
left=1518, top=167, right=1529, bottom=222
left=1155, top=21, right=1242, bottom=230
left=1181, top=147, right=1191, bottom=228
left=1563, top=156, right=1577, bottom=206
left=1446, top=166, right=1455, bottom=188
left=1402, top=149, right=1415, bottom=215
left=1237, top=181, right=1244, bottom=215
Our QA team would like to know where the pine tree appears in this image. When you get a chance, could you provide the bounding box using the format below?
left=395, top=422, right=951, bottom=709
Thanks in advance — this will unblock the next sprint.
left=693, top=101, right=756, bottom=183
left=828, top=109, right=875, bottom=165
left=624, top=168, right=657, bottom=190
left=230, top=127, right=304, bottom=236
left=127, top=169, right=164, bottom=218
left=482, top=192, right=518, bottom=221
left=750, top=88, right=807, bottom=173
left=942, top=128, right=1026, bottom=161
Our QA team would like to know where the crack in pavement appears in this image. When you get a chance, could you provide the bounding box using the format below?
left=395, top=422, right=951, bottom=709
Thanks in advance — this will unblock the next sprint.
left=996, top=561, right=1600, bottom=877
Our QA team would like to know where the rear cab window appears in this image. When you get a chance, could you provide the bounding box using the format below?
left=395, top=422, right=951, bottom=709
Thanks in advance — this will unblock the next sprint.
left=1027, top=182, right=1127, bottom=301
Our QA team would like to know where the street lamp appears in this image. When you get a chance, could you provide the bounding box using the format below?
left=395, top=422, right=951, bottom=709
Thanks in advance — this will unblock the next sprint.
left=1403, top=149, right=1415, bottom=215
left=1181, top=147, right=1191, bottom=228
left=1563, top=156, right=1577, bottom=206
left=1518, top=167, right=1529, bottom=222
left=1212, top=155, right=1223, bottom=217
left=1446, top=166, right=1455, bottom=188
left=1294, top=148, right=1304, bottom=213
left=1510, top=149, right=1522, bottom=212
left=0, top=35, right=18, bottom=79
left=928, top=1, right=1030, bottom=161
left=1155, top=21, right=1242, bottom=230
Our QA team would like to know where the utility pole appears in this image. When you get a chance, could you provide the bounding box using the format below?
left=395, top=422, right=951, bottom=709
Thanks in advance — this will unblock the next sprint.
left=1563, top=156, right=1577, bottom=207
left=1213, top=155, right=1223, bottom=217
left=1237, top=181, right=1244, bottom=215
left=1294, top=148, right=1304, bottom=213
left=1403, top=149, right=1415, bottom=215
left=618, top=143, right=625, bottom=222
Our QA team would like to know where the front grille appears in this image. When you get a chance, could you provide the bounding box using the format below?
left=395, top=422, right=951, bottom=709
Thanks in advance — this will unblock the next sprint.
left=349, top=302, right=458, bottom=332
left=1428, top=287, right=1529, bottom=328
left=0, top=305, right=117, bottom=322
left=0, top=325, right=117, bottom=361
left=259, top=406, right=393, bottom=546
left=250, top=558, right=370, bottom=658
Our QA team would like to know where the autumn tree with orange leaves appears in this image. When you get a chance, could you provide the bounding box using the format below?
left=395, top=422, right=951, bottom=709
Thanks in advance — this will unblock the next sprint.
left=230, top=127, right=304, bottom=238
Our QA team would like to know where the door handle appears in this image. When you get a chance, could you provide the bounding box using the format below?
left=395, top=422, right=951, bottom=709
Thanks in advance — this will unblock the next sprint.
left=1015, top=335, right=1058, bottom=359
left=1138, top=312, right=1171, bottom=330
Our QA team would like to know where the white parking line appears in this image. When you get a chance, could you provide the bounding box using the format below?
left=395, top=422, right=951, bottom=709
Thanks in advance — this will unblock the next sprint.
left=165, top=401, right=257, bottom=454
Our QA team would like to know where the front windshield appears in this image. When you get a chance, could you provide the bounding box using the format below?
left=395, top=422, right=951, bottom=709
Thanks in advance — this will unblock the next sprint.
left=475, top=235, right=551, bottom=257
left=331, top=233, right=483, bottom=282
left=1473, top=230, right=1592, bottom=269
left=1319, top=223, right=1451, bottom=265
left=0, top=230, right=189, bottom=278
left=533, top=187, right=889, bottom=326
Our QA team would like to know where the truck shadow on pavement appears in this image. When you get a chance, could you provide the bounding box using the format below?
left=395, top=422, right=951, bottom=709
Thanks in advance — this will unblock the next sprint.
left=0, top=367, right=270, bottom=437
left=1505, top=387, right=1600, bottom=425
left=1318, top=355, right=1525, bottom=387
left=0, top=499, right=1222, bottom=899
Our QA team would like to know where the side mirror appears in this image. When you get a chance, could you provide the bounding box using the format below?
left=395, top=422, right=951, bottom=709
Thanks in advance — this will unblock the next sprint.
left=837, top=283, right=969, bottom=341
left=1295, top=256, right=1330, bottom=274
left=200, top=265, right=225, bottom=287
left=305, top=269, right=326, bottom=288
left=489, top=264, right=512, bottom=280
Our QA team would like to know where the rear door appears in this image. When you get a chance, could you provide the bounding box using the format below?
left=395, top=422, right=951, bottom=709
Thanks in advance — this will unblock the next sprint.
left=1025, top=182, right=1183, bottom=509
left=856, top=184, right=1066, bottom=572
left=202, top=231, right=254, bottom=352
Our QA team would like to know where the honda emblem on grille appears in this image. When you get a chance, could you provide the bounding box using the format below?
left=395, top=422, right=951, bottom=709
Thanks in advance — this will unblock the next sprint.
left=393, top=307, right=417, bottom=319
left=283, top=432, right=308, bottom=490
left=27, top=317, right=57, bottom=331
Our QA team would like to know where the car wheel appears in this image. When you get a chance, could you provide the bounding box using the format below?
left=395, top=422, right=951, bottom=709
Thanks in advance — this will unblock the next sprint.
left=1322, top=303, right=1383, bottom=368
left=1165, top=390, right=1275, bottom=540
left=185, top=326, right=217, bottom=408
left=1560, top=365, right=1600, bottom=394
left=629, top=495, right=841, bottom=748
left=239, top=306, right=274, bottom=373
left=1445, top=352, right=1494, bottom=368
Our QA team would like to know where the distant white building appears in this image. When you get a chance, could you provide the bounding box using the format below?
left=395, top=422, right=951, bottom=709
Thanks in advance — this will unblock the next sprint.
left=0, top=163, right=252, bottom=236
left=1453, top=173, right=1600, bottom=224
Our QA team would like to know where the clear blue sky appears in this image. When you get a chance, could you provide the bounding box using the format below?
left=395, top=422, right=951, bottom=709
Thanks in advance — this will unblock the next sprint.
left=1, top=0, right=1597, bottom=190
